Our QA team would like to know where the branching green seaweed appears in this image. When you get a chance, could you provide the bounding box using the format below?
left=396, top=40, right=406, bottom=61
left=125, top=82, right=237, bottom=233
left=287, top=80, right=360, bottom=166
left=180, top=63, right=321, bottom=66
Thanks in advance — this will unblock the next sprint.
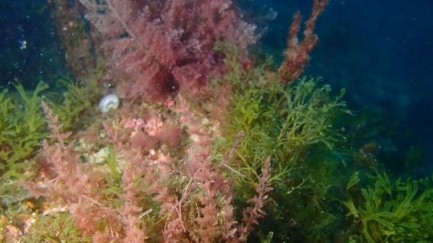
left=342, top=172, right=433, bottom=242
left=218, top=42, right=350, bottom=185
left=22, top=211, right=91, bottom=243
left=48, top=78, right=101, bottom=131
left=216, top=43, right=351, bottom=241
left=0, top=79, right=95, bottom=178
left=0, top=81, right=49, bottom=179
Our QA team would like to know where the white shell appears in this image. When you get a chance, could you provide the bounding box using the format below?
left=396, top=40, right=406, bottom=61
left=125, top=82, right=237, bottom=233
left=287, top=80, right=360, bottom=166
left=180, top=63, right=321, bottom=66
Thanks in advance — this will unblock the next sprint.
left=98, top=94, right=119, bottom=113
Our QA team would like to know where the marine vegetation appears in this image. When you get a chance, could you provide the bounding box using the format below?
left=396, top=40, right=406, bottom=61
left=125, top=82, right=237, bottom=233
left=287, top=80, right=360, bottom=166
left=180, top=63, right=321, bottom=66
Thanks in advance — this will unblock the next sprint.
left=342, top=172, right=433, bottom=242
left=1, top=49, right=433, bottom=243
left=1, top=0, right=432, bottom=242
left=0, top=81, right=49, bottom=179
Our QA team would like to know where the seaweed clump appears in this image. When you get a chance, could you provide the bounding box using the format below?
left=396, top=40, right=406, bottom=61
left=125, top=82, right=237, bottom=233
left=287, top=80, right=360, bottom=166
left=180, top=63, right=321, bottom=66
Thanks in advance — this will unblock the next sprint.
left=0, top=82, right=49, bottom=179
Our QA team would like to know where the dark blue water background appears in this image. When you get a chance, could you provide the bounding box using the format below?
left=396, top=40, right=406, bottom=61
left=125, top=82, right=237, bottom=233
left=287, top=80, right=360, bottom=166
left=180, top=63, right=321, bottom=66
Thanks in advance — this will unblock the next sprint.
left=0, top=1, right=66, bottom=88
left=1, top=0, right=432, bottom=176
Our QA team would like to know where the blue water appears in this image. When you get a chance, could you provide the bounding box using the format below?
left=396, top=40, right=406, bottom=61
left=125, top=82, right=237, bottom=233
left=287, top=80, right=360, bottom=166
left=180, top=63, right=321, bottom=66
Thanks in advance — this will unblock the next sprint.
left=1, top=0, right=432, bottom=176
left=0, top=1, right=66, bottom=89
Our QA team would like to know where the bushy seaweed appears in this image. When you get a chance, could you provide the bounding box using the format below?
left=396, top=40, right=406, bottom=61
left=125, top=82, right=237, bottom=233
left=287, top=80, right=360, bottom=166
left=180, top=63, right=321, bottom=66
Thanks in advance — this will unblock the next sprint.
left=0, top=82, right=49, bottom=179
left=216, top=43, right=352, bottom=241
left=48, top=78, right=101, bottom=131
left=0, top=79, right=103, bottom=241
left=21, top=211, right=90, bottom=243
left=0, top=79, right=98, bottom=179
left=342, top=172, right=433, bottom=242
